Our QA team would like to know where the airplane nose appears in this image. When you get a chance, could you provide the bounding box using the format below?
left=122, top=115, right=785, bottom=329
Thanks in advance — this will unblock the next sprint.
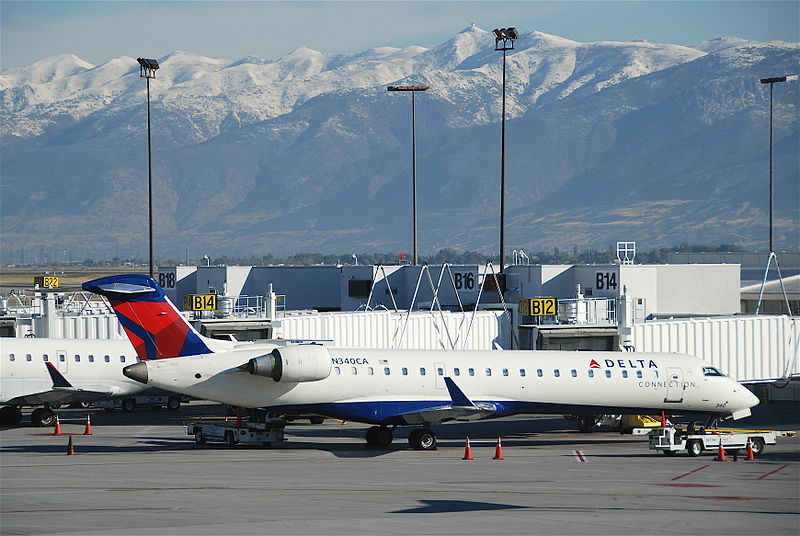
left=123, top=362, right=149, bottom=384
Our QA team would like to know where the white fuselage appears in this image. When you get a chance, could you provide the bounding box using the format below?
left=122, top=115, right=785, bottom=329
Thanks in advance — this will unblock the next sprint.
left=140, top=346, right=758, bottom=424
left=1, top=338, right=149, bottom=406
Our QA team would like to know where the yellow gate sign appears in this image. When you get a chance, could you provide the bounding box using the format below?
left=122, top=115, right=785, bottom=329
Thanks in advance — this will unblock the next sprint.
left=183, top=294, right=217, bottom=311
left=519, top=298, right=557, bottom=316
left=34, top=276, right=59, bottom=288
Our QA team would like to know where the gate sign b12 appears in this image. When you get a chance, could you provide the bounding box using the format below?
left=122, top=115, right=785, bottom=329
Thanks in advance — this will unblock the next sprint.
left=519, top=298, right=558, bottom=316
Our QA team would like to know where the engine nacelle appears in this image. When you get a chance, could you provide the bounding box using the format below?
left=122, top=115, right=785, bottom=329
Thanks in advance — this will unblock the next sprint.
left=247, top=345, right=332, bottom=383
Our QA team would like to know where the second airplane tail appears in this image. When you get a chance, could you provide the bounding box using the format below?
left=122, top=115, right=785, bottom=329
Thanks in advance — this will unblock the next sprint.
left=82, top=273, right=225, bottom=360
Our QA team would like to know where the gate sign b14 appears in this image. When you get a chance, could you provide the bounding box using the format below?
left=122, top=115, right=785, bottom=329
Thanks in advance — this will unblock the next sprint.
left=183, top=294, right=217, bottom=311
left=519, top=298, right=557, bottom=316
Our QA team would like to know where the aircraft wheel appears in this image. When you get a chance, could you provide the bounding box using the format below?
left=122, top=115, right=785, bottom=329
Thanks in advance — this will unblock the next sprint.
left=309, top=416, right=324, bottom=424
left=167, top=397, right=181, bottom=411
left=366, top=426, right=393, bottom=448
left=0, top=406, right=23, bottom=426
left=122, top=399, right=136, bottom=412
left=417, top=428, right=437, bottom=450
left=31, top=408, right=55, bottom=427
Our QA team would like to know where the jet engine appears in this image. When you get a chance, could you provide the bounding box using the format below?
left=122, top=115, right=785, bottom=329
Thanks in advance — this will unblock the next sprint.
left=247, top=345, right=332, bottom=383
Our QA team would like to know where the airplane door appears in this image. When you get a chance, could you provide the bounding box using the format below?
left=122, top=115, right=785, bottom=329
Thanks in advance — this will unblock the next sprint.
left=56, top=351, right=68, bottom=374
left=434, top=362, right=446, bottom=390
left=664, top=367, right=683, bottom=403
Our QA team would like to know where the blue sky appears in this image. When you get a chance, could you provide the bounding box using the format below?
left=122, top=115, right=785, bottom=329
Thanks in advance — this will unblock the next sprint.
left=2, top=1, right=798, bottom=70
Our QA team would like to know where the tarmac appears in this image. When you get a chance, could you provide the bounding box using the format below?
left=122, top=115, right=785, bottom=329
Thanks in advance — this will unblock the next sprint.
left=1, top=401, right=798, bottom=535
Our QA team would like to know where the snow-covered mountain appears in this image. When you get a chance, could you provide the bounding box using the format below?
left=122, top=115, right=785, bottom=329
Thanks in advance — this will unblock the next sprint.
left=1, top=26, right=798, bottom=259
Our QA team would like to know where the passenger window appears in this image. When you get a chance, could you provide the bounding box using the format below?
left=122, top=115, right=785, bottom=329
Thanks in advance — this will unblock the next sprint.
left=74, top=355, right=80, bottom=362
left=588, top=370, right=594, bottom=378
left=26, top=354, right=32, bottom=362
left=622, top=370, right=628, bottom=378
left=454, top=367, right=460, bottom=376
left=368, top=367, right=374, bottom=375
left=42, top=355, right=48, bottom=362
left=502, top=368, right=509, bottom=377
left=437, top=367, right=444, bottom=376
left=88, top=355, right=94, bottom=363
left=384, top=367, right=390, bottom=375
left=554, top=369, right=560, bottom=378
left=334, top=367, right=341, bottom=375
left=636, top=370, right=642, bottom=378
left=419, top=368, right=426, bottom=376
left=468, top=368, right=475, bottom=376
left=537, top=369, right=543, bottom=377
left=401, top=367, right=408, bottom=376
left=519, top=369, right=526, bottom=377
left=485, top=368, right=492, bottom=377
left=9, top=354, right=14, bottom=362
left=605, top=370, right=612, bottom=378
left=351, top=367, right=357, bottom=375
left=104, top=355, right=110, bottom=363
left=120, top=356, right=126, bottom=363
left=58, top=354, right=64, bottom=362
left=653, top=370, right=659, bottom=379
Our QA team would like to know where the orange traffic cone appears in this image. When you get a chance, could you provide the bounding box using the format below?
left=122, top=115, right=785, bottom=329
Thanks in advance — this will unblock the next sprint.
left=493, top=437, right=504, bottom=460
left=462, top=437, right=474, bottom=460
left=660, top=411, right=667, bottom=427
left=53, top=415, right=62, bottom=436
left=745, top=437, right=756, bottom=461
left=715, top=439, right=728, bottom=462
left=66, top=436, right=75, bottom=455
left=83, top=414, right=93, bottom=435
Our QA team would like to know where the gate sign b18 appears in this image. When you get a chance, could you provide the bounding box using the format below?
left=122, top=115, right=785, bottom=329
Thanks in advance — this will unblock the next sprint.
left=519, top=298, right=558, bottom=316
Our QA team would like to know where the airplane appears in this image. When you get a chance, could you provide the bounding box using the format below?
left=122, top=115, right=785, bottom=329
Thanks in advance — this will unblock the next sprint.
left=0, top=337, right=174, bottom=427
left=83, top=273, right=760, bottom=450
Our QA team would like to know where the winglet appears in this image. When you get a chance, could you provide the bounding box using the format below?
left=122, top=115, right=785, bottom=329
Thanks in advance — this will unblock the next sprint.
left=444, top=377, right=477, bottom=408
left=46, top=362, right=73, bottom=389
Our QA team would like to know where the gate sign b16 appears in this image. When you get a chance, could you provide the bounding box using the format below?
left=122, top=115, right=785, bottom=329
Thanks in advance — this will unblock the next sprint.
left=183, top=294, right=217, bottom=311
left=519, top=298, right=557, bottom=316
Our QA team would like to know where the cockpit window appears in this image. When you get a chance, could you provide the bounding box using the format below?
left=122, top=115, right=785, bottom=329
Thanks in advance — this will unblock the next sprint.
left=703, top=367, right=725, bottom=377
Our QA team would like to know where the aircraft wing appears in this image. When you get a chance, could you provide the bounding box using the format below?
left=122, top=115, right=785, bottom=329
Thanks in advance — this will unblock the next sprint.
left=45, top=362, right=115, bottom=400
left=392, top=377, right=498, bottom=425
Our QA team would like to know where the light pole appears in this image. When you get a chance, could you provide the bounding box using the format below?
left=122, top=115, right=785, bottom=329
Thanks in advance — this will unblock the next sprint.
left=493, top=27, right=519, bottom=274
left=137, top=57, right=159, bottom=278
left=387, top=85, right=430, bottom=265
left=755, top=75, right=796, bottom=315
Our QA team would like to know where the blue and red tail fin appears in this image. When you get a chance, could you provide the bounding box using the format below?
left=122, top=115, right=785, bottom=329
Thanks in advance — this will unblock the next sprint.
left=82, top=274, right=217, bottom=360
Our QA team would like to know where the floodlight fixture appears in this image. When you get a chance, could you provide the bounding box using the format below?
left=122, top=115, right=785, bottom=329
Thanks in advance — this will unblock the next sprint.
left=387, top=85, right=430, bottom=265
left=137, top=58, right=159, bottom=79
left=494, top=27, right=518, bottom=51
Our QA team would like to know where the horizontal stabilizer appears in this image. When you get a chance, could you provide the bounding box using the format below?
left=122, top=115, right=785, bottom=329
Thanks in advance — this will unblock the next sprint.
left=94, top=282, right=155, bottom=295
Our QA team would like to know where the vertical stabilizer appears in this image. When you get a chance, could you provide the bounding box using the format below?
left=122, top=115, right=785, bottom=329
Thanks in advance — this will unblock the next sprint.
left=82, top=274, right=224, bottom=360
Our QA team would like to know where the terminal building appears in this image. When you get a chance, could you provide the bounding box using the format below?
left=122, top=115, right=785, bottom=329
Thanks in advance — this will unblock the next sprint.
left=2, top=246, right=798, bottom=394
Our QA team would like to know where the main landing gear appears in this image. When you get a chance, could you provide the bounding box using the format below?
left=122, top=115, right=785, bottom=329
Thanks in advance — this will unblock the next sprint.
left=364, top=426, right=438, bottom=450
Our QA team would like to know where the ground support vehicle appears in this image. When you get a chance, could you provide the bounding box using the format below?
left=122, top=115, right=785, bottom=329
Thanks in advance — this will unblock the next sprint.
left=186, top=416, right=286, bottom=448
left=647, top=425, right=796, bottom=457
left=93, top=395, right=185, bottom=412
